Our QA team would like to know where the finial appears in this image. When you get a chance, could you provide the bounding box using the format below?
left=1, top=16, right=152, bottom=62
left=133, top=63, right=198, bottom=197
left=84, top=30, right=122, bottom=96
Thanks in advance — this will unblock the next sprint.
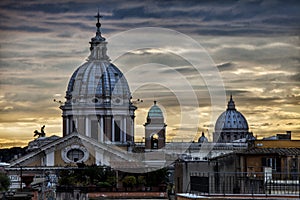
left=154, top=100, right=157, bottom=105
left=227, top=94, right=236, bottom=110
left=89, top=10, right=106, bottom=52
left=95, top=10, right=103, bottom=32
left=95, top=8, right=103, bottom=31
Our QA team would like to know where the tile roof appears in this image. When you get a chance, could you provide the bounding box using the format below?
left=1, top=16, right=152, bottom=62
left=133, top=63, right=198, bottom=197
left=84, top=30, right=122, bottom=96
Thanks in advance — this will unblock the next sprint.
left=242, top=148, right=300, bottom=155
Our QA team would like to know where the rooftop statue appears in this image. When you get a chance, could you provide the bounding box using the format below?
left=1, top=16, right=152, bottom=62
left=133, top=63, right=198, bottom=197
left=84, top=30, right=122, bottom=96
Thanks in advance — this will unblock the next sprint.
left=34, top=125, right=46, bottom=138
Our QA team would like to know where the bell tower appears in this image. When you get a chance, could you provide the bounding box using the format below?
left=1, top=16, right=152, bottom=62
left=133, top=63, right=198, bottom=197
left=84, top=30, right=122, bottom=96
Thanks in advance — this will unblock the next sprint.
left=144, top=101, right=166, bottom=151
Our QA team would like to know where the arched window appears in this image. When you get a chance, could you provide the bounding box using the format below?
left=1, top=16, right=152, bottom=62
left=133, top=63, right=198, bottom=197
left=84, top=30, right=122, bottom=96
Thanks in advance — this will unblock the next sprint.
left=151, top=134, right=159, bottom=149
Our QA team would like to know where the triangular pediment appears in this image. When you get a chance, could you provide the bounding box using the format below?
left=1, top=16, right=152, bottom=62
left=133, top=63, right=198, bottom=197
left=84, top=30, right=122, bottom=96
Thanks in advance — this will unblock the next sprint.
left=8, top=133, right=138, bottom=168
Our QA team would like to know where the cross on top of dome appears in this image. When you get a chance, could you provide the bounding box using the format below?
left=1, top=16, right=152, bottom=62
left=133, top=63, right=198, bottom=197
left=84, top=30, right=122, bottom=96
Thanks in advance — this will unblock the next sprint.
left=90, top=10, right=106, bottom=51
left=95, top=11, right=102, bottom=30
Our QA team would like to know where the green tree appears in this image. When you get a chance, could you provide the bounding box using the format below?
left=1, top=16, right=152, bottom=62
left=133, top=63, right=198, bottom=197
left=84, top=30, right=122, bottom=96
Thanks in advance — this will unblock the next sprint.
left=145, top=168, right=168, bottom=187
left=122, top=176, right=136, bottom=191
left=137, top=175, right=146, bottom=186
left=0, top=172, right=10, bottom=191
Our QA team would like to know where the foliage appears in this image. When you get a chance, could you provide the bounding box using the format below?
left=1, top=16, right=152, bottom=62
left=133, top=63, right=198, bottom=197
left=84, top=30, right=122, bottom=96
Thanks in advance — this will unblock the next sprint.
left=137, top=175, right=146, bottom=185
left=0, top=172, right=10, bottom=191
left=122, top=176, right=136, bottom=188
left=106, top=175, right=116, bottom=187
left=96, top=181, right=111, bottom=188
left=58, top=165, right=115, bottom=187
left=57, top=165, right=168, bottom=190
left=146, top=168, right=168, bottom=186
left=0, top=147, right=26, bottom=163
left=58, top=169, right=77, bottom=186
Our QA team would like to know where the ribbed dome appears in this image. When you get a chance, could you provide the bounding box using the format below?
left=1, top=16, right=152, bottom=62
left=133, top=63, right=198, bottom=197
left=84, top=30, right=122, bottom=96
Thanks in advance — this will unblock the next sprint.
left=147, top=101, right=163, bottom=118
left=65, top=13, right=131, bottom=105
left=215, top=96, right=248, bottom=132
left=66, top=61, right=131, bottom=104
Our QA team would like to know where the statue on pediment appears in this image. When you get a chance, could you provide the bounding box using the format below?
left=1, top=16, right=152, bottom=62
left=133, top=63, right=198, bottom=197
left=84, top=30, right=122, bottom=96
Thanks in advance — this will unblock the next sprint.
left=34, top=125, right=46, bottom=138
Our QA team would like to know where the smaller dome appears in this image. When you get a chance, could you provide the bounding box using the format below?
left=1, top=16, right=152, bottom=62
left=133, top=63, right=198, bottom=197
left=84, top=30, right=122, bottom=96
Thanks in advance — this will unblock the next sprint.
left=147, top=101, right=163, bottom=118
left=198, top=132, right=208, bottom=143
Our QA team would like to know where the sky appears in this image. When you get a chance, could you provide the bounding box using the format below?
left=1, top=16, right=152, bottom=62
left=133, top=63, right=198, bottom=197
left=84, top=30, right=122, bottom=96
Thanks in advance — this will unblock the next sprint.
left=0, top=0, right=299, bottom=148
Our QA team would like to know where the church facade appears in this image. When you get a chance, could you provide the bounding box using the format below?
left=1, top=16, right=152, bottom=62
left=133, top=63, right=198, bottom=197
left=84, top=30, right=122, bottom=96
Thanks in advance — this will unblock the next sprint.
left=6, top=13, right=169, bottom=173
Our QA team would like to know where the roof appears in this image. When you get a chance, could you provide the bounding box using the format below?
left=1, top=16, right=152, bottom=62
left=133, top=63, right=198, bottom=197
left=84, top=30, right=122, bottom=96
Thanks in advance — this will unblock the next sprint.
left=210, top=147, right=300, bottom=161
left=147, top=101, right=163, bottom=118
left=67, top=62, right=130, bottom=102
left=64, top=13, right=131, bottom=105
left=8, top=132, right=136, bottom=168
left=242, top=148, right=300, bottom=155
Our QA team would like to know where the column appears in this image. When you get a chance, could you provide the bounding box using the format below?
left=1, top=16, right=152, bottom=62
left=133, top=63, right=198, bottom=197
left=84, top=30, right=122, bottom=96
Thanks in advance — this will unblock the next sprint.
left=123, top=117, right=127, bottom=143
left=131, top=117, right=134, bottom=142
left=85, top=116, right=90, bottom=137
left=66, top=117, right=69, bottom=135
left=100, top=116, right=104, bottom=143
left=112, top=117, right=115, bottom=142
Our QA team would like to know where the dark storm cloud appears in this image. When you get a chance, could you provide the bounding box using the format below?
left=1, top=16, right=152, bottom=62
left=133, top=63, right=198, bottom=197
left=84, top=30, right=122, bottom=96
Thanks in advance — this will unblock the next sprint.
left=0, top=77, right=61, bottom=89
left=1, top=0, right=299, bottom=36
left=216, top=62, right=236, bottom=71
left=107, top=0, right=300, bottom=36
left=0, top=25, right=51, bottom=33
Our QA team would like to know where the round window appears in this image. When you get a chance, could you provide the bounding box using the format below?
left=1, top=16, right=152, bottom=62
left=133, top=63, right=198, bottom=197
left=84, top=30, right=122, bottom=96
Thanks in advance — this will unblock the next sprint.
left=67, top=149, right=84, bottom=162
left=61, top=145, right=89, bottom=164
left=92, top=98, right=98, bottom=103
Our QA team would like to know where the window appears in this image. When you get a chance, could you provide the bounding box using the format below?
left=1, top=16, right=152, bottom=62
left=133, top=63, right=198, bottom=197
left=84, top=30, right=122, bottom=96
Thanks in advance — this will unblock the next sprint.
left=262, top=157, right=280, bottom=172
left=91, top=120, right=98, bottom=140
left=151, top=134, right=159, bottom=149
left=114, top=120, right=121, bottom=142
left=67, top=149, right=84, bottom=162
left=62, top=145, right=89, bottom=164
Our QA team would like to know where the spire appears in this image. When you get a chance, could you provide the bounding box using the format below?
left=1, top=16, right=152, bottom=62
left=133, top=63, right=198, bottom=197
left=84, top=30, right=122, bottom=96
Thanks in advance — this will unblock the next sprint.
left=95, top=10, right=102, bottom=35
left=89, top=10, right=106, bottom=51
left=88, top=11, right=109, bottom=61
left=227, top=94, right=236, bottom=110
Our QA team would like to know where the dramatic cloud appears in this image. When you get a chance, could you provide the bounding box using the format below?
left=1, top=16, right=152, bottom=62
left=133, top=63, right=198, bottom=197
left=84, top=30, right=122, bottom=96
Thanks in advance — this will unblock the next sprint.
left=0, top=0, right=299, bottom=147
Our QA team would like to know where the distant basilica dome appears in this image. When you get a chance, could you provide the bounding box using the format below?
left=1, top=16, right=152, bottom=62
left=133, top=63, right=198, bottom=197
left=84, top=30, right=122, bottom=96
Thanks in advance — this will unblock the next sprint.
left=198, top=132, right=208, bottom=143
left=214, top=95, right=251, bottom=143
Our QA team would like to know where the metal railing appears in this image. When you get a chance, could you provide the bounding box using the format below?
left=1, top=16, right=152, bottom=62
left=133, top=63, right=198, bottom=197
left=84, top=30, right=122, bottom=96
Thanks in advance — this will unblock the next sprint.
left=189, top=172, right=300, bottom=196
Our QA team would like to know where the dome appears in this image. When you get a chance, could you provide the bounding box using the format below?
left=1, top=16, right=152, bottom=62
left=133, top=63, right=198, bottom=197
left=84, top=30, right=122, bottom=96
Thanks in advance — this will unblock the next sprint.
left=198, top=132, right=208, bottom=143
left=61, top=12, right=136, bottom=141
left=65, top=14, right=131, bottom=105
left=215, top=96, right=248, bottom=132
left=147, top=101, right=163, bottom=118
left=66, top=61, right=131, bottom=104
